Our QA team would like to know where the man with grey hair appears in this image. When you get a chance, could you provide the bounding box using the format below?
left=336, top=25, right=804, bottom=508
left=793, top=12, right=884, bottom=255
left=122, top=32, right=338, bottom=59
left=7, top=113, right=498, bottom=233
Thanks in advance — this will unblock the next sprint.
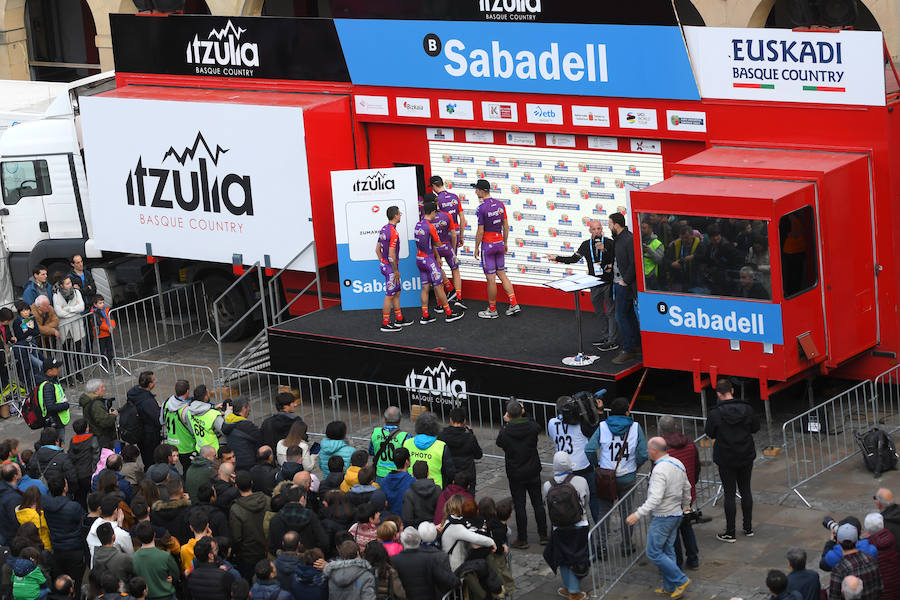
left=862, top=511, right=900, bottom=596
left=874, top=488, right=900, bottom=554
left=31, top=294, right=60, bottom=348
left=78, top=379, right=117, bottom=445
left=393, top=526, right=459, bottom=600
left=370, top=406, right=410, bottom=484
left=785, top=547, right=820, bottom=600
left=626, top=437, right=692, bottom=598
left=497, top=398, right=547, bottom=549
left=402, top=411, right=454, bottom=488
left=842, top=575, right=863, bottom=600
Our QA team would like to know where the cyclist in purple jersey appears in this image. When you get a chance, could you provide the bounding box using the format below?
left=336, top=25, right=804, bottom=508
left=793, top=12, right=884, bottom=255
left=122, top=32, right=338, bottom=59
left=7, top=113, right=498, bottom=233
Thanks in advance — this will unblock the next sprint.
left=431, top=175, right=467, bottom=249
left=415, top=200, right=464, bottom=324
left=472, top=179, right=521, bottom=319
left=374, top=206, right=412, bottom=332
left=433, top=208, right=466, bottom=310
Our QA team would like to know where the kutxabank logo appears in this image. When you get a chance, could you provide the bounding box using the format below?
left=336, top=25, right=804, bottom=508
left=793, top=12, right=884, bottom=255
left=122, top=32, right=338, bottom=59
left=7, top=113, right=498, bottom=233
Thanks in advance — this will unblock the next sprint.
left=353, top=171, right=396, bottom=192
left=186, top=19, right=259, bottom=76
left=125, top=131, right=253, bottom=216
left=405, top=360, right=467, bottom=405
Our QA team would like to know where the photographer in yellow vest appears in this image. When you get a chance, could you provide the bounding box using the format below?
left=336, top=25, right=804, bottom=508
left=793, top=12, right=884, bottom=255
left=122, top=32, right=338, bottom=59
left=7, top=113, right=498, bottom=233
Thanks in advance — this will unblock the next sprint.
left=402, top=412, right=455, bottom=488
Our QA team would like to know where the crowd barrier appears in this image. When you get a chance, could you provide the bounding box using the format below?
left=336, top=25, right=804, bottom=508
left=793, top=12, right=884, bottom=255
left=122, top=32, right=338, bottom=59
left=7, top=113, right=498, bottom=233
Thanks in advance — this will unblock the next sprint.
left=781, top=380, right=876, bottom=507
left=873, top=364, right=900, bottom=434
left=109, top=358, right=215, bottom=409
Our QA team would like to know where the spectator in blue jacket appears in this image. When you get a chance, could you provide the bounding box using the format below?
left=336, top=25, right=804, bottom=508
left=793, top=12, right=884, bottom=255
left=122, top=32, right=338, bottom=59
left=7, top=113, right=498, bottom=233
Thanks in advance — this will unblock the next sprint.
left=22, top=266, right=52, bottom=306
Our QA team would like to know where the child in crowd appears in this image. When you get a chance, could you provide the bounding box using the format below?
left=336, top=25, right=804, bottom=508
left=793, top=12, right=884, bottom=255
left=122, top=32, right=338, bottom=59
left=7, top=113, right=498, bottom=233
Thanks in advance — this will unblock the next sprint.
left=91, top=295, right=116, bottom=365
left=481, top=496, right=515, bottom=597
left=319, top=456, right=345, bottom=496
left=340, top=450, right=370, bottom=492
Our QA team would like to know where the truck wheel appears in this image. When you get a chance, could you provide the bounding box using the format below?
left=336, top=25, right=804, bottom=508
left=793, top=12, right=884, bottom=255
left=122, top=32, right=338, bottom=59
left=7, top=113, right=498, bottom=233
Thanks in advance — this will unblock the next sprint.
left=203, top=274, right=253, bottom=341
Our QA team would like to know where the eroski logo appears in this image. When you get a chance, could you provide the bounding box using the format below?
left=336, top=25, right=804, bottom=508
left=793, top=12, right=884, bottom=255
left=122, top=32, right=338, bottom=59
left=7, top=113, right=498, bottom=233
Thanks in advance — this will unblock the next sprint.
left=125, top=131, right=253, bottom=216
left=405, top=361, right=467, bottom=405
left=186, top=20, right=259, bottom=76
left=353, top=171, right=396, bottom=192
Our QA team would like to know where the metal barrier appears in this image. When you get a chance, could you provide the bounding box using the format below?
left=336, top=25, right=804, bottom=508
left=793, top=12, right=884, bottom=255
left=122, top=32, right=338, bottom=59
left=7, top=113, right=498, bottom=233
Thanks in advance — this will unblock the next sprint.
left=874, top=364, right=900, bottom=434
left=109, top=358, right=215, bottom=409
left=109, top=281, right=210, bottom=359
left=588, top=474, right=650, bottom=599
left=217, top=367, right=336, bottom=434
left=781, top=380, right=876, bottom=507
left=333, top=377, right=557, bottom=464
left=440, top=587, right=465, bottom=600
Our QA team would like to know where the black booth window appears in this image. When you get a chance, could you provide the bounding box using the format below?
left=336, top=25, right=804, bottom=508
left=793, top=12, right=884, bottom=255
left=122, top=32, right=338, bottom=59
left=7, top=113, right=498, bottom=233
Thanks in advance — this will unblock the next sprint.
left=1, top=160, right=52, bottom=205
left=779, top=206, right=818, bottom=299
left=637, top=213, right=772, bottom=301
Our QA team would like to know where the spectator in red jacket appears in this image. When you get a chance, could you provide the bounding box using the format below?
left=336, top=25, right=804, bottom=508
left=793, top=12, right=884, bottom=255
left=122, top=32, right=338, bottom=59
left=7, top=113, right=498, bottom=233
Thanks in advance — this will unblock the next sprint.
left=864, top=512, right=900, bottom=599
left=659, top=416, right=700, bottom=571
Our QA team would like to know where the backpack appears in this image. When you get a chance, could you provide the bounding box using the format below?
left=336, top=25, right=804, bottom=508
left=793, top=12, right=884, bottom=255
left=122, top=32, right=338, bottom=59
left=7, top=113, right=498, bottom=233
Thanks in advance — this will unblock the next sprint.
left=37, top=450, right=63, bottom=487
left=118, top=399, right=143, bottom=444
left=857, top=427, right=899, bottom=478
left=21, top=383, right=48, bottom=430
left=546, top=474, right=582, bottom=527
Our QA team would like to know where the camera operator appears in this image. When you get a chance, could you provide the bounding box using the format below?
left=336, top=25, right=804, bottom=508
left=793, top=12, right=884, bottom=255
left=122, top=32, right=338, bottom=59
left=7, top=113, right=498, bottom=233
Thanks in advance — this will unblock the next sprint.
left=819, top=517, right=877, bottom=572
left=548, top=392, right=605, bottom=522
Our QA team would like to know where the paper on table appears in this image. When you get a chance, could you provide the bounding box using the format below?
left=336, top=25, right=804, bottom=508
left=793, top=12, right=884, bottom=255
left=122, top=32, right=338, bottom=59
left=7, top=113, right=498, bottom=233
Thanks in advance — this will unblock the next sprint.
left=545, top=279, right=583, bottom=292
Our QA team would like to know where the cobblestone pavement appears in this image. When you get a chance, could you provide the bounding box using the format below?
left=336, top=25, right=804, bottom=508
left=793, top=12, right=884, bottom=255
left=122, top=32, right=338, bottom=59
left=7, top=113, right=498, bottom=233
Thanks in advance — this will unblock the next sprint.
left=2, top=333, right=894, bottom=600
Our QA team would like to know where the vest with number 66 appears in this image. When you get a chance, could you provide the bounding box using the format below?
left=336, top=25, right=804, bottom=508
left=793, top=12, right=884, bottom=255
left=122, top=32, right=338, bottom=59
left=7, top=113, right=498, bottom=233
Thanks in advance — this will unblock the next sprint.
left=597, top=421, right=639, bottom=476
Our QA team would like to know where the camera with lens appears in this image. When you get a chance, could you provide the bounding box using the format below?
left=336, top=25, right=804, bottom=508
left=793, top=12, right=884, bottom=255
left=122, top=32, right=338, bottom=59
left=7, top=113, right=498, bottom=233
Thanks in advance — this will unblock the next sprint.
left=823, top=516, right=839, bottom=535
left=560, top=389, right=606, bottom=428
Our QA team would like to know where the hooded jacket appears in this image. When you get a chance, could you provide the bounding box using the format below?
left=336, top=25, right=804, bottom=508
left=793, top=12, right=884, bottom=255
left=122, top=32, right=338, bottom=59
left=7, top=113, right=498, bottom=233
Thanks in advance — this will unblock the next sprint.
left=273, top=551, right=302, bottom=591
left=92, top=544, right=135, bottom=583
left=275, top=461, right=303, bottom=485
left=292, top=563, right=327, bottom=600
left=29, top=446, right=79, bottom=496
left=229, top=491, right=269, bottom=564
left=496, top=417, right=543, bottom=481
left=319, top=471, right=344, bottom=496
left=585, top=415, right=649, bottom=482
left=318, top=438, right=356, bottom=478
left=267, top=502, right=328, bottom=556
left=704, top=398, right=760, bottom=468
left=662, top=431, right=701, bottom=504
left=185, top=455, right=213, bottom=501
left=324, top=557, right=377, bottom=600
left=9, top=556, right=46, bottom=599
left=68, top=432, right=101, bottom=481
left=249, top=579, right=292, bottom=600
left=437, top=425, right=483, bottom=483
left=222, top=413, right=262, bottom=472
left=78, top=393, right=117, bottom=443
left=42, top=494, right=84, bottom=551
left=381, top=470, right=415, bottom=515
left=260, top=412, right=301, bottom=450
left=150, top=497, right=192, bottom=544
left=14, top=506, right=51, bottom=549
left=402, top=478, right=441, bottom=528
left=125, top=385, right=161, bottom=440
left=867, top=528, right=900, bottom=600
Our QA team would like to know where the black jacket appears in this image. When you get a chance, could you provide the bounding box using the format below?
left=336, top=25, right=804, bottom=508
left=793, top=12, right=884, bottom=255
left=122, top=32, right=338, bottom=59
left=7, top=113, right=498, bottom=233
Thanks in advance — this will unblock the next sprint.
left=212, top=478, right=240, bottom=512
left=42, top=494, right=85, bottom=552
left=267, top=503, right=328, bottom=556
left=392, top=548, right=459, bottom=600
left=125, top=386, right=161, bottom=439
left=260, top=413, right=301, bottom=450
left=222, top=418, right=263, bottom=472
left=69, top=433, right=100, bottom=481
left=704, top=398, right=760, bottom=468
left=612, top=227, right=637, bottom=287
left=249, top=462, right=277, bottom=496
left=28, top=446, right=79, bottom=495
left=883, top=504, right=900, bottom=555
left=437, top=426, right=483, bottom=484
left=67, top=268, right=96, bottom=307
left=553, top=236, right=615, bottom=283
left=0, top=480, right=21, bottom=543
left=187, top=561, right=235, bottom=600
left=273, top=551, right=302, bottom=591
left=319, top=472, right=343, bottom=496
left=402, top=479, right=441, bottom=528
left=193, top=501, right=231, bottom=538
left=321, top=509, right=354, bottom=558
left=150, top=497, right=192, bottom=544
left=496, top=417, right=543, bottom=481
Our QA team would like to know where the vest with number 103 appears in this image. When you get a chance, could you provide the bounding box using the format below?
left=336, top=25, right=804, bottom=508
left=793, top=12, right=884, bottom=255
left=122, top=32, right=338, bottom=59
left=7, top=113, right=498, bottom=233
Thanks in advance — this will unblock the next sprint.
left=597, top=421, right=638, bottom=476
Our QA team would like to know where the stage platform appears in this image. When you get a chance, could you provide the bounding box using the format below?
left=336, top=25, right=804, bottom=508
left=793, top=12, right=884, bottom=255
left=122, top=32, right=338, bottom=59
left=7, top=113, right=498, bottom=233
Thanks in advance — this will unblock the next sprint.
left=268, top=301, right=643, bottom=401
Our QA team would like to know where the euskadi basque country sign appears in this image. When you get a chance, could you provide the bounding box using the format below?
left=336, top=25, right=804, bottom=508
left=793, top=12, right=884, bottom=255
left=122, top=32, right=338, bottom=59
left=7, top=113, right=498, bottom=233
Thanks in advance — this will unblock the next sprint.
left=331, top=167, right=422, bottom=310
left=684, top=27, right=886, bottom=106
left=638, top=293, right=784, bottom=345
left=334, top=20, right=700, bottom=100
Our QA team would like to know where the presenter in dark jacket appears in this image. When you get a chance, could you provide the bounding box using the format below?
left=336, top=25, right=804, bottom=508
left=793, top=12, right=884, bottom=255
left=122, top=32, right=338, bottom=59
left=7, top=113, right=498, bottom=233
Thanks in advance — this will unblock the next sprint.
left=496, top=398, right=547, bottom=549
left=437, top=407, right=483, bottom=491
left=607, top=212, right=640, bottom=364
left=548, top=219, right=618, bottom=351
left=126, top=371, right=161, bottom=467
left=704, top=378, right=760, bottom=543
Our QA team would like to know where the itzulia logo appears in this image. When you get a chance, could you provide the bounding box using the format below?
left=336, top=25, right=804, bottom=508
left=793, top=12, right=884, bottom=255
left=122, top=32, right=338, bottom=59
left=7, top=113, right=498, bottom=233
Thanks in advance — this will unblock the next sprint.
left=353, top=171, right=396, bottom=192
left=186, top=20, right=259, bottom=68
left=405, top=361, right=467, bottom=404
left=479, top=0, right=541, bottom=14
left=125, top=132, right=253, bottom=216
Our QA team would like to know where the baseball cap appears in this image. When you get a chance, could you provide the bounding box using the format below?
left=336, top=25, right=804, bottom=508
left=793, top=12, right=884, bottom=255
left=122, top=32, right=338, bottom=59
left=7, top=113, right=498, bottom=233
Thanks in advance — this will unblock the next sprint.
left=471, top=179, right=490, bottom=191
left=836, top=523, right=859, bottom=543
left=42, top=357, right=61, bottom=372
left=147, top=463, right=171, bottom=484
left=429, top=175, right=444, bottom=187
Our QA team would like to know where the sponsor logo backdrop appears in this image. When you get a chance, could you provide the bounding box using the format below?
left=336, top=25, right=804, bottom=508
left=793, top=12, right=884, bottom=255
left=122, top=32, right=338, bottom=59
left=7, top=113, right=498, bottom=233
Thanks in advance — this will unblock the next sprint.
left=429, top=140, right=663, bottom=287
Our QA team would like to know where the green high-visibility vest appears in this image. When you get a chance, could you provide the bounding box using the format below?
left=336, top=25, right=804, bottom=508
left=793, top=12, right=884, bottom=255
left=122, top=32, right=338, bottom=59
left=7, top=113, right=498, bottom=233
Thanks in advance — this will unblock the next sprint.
left=371, top=427, right=409, bottom=479
left=164, top=405, right=195, bottom=454
left=403, top=437, right=446, bottom=487
left=190, top=409, right=221, bottom=453
left=37, top=381, right=70, bottom=426
left=643, top=238, right=663, bottom=276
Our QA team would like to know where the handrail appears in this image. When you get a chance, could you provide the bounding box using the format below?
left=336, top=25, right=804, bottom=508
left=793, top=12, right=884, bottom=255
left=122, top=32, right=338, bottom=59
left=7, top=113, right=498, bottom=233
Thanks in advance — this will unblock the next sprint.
left=213, top=261, right=266, bottom=369
left=266, top=241, right=323, bottom=325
